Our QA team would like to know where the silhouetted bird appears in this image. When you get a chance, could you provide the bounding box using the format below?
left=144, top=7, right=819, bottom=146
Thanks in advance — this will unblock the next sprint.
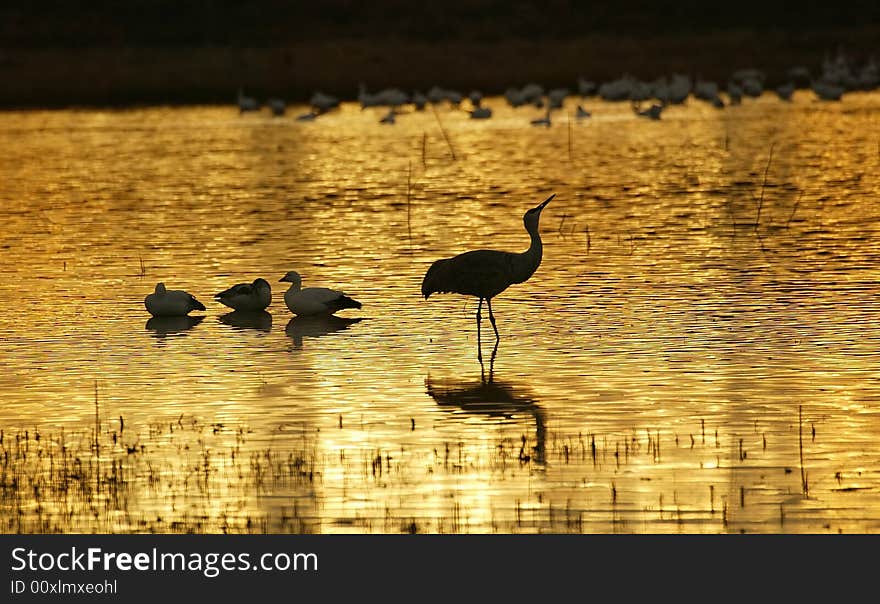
left=267, top=98, right=286, bottom=116
left=214, top=278, right=272, bottom=312
left=280, top=271, right=362, bottom=316
left=237, top=88, right=259, bottom=113
left=144, top=283, right=206, bottom=317
left=421, top=194, right=554, bottom=356
left=469, top=106, right=492, bottom=119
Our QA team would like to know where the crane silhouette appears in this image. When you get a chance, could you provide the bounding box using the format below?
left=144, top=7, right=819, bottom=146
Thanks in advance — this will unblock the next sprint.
left=421, top=194, right=554, bottom=360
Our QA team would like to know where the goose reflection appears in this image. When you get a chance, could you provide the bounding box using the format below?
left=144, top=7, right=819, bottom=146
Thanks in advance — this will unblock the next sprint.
left=285, top=315, right=363, bottom=349
left=145, top=315, right=204, bottom=338
left=218, top=310, right=273, bottom=332
left=426, top=372, right=546, bottom=464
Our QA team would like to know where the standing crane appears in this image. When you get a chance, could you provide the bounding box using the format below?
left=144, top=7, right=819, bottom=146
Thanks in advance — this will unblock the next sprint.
left=421, top=194, right=554, bottom=360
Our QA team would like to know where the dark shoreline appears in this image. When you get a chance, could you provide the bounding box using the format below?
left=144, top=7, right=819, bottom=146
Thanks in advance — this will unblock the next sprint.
left=2, top=28, right=878, bottom=108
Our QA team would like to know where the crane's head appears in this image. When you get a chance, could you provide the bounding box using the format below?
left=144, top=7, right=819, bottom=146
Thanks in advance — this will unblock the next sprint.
left=523, top=193, right=555, bottom=232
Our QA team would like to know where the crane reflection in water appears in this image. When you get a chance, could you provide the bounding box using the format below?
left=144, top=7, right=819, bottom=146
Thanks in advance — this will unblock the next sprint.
left=425, top=361, right=546, bottom=465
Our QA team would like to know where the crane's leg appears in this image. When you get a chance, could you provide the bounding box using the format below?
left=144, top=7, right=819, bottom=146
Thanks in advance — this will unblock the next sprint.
left=476, top=297, right=483, bottom=362
left=488, top=338, right=498, bottom=381
left=486, top=297, right=500, bottom=341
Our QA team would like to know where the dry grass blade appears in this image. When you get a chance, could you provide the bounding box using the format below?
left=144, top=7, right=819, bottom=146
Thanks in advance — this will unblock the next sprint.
left=754, top=142, right=775, bottom=231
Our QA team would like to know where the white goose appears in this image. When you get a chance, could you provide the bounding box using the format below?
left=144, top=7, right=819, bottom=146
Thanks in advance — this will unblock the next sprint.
left=279, top=271, right=362, bottom=316
left=267, top=98, right=286, bottom=116
left=144, top=283, right=206, bottom=317
left=237, top=88, right=260, bottom=113
left=469, top=106, right=492, bottom=119
left=411, top=91, right=428, bottom=111
left=214, top=278, right=272, bottom=312
left=310, top=91, right=340, bottom=113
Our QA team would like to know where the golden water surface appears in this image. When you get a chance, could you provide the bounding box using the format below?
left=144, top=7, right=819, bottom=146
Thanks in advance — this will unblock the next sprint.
left=2, top=92, right=880, bottom=533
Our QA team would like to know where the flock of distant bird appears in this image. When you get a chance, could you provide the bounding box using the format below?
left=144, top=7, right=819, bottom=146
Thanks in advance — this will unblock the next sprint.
left=237, top=52, right=879, bottom=124
left=145, top=195, right=556, bottom=354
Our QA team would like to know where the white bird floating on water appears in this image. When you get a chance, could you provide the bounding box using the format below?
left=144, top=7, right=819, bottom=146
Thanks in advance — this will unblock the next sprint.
left=812, top=80, right=845, bottom=101
left=547, top=88, right=569, bottom=109
left=727, top=82, right=743, bottom=105
left=421, top=194, right=554, bottom=360
left=578, top=77, right=596, bottom=97
left=214, top=278, right=272, bottom=312
left=237, top=88, right=260, bottom=113
left=309, top=91, right=340, bottom=114
left=776, top=82, right=795, bottom=101
left=411, top=91, right=428, bottom=110
left=504, top=87, right=526, bottom=107
left=279, top=271, right=362, bottom=316
left=267, top=98, right=286, bottom=116
left=144, top=283, right=206, bottom=317
left=469, top=106, right=492, bottom=119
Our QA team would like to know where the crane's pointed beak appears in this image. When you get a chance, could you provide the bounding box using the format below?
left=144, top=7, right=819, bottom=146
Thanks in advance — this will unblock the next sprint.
left=535, top=193, right=555, bottom=211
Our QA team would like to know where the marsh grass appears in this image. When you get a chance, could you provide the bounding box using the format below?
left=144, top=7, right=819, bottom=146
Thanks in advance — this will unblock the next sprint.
left=0, top=410, right=845, bottom=534
left=0, top=418, right=317, bottom=534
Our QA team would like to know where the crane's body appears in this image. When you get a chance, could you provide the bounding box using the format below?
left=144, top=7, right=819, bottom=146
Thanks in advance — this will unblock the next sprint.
left=421, top=194, right=554, bottom=357
left=422, top=246, right=541, bottom=300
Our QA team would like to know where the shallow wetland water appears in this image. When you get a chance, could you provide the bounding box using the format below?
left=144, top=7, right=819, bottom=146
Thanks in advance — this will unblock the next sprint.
left=1, top=92, right=880, bottom=533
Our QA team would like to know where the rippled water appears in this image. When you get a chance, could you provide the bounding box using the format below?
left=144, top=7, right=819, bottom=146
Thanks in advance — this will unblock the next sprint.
left=2, top=92, right=880, bottom=533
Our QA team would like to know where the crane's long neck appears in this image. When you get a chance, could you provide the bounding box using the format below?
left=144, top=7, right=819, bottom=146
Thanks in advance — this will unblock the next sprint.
left=511, top=222, right=543, bottom=284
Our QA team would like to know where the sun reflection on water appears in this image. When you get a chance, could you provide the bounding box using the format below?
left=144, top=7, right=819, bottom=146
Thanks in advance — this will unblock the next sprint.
left=1, top=94, right=880, bottom=532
